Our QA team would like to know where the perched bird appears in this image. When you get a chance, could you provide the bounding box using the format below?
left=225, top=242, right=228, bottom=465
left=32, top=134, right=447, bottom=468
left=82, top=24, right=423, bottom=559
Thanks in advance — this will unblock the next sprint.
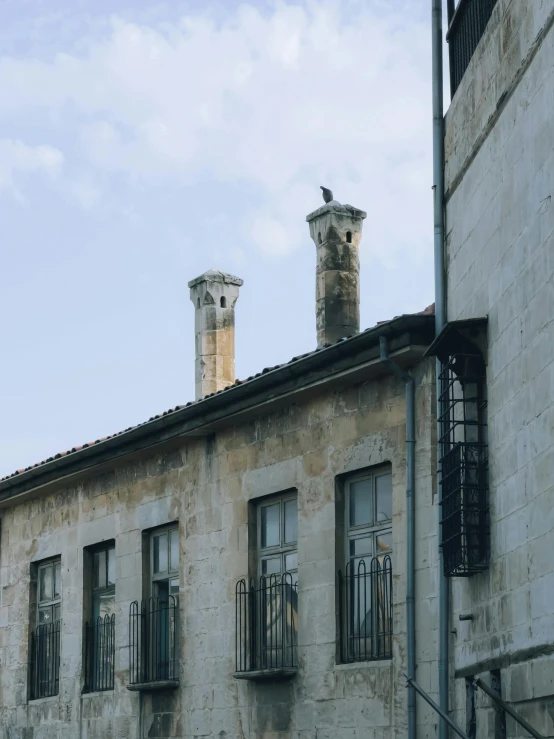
left=320, top=186, right=333, bottom=203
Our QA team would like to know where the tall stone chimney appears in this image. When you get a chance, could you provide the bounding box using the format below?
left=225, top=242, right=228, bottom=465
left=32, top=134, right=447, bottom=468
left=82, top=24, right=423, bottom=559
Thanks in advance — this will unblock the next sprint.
left=188, top=269, right=243, bottom=400
left=306, top=197, right=366, bottom=346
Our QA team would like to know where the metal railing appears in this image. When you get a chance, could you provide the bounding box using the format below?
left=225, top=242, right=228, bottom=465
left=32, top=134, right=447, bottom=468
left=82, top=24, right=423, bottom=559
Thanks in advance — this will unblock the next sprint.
left=447, top=0, right=499, bottom=95
left=83, top=614, right=115, bottom=693
left=439, top=351, right=489, bottom=576
left=129, top=597, right=178, bottom=685
left=29, top=621, right=60, bottom=699
left=235, top=574, right=298, bottom=673
left=339, top=555, right=393, bottom=663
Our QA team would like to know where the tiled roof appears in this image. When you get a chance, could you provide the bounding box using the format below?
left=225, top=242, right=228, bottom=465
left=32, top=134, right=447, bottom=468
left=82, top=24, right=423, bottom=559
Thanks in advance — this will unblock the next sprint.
left=0, top=304, right=434, bottom=484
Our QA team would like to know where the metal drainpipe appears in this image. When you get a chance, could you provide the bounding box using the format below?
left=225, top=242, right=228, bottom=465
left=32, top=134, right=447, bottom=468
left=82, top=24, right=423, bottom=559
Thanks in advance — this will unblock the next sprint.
left=379, top=337, right=416, bottom=739
left=432, top=1, right=449, bottom=737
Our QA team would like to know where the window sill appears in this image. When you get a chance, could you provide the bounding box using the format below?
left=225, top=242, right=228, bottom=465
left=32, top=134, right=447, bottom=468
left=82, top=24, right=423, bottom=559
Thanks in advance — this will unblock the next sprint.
left=28, top=694, right=59, bottom=704
left=233, top=668, right=298, bottom=681
left=336, top=659, right=392, bottom=670
left=126, top=679, right=179, bottom=692
left=82, top=689, right=115, bottom=696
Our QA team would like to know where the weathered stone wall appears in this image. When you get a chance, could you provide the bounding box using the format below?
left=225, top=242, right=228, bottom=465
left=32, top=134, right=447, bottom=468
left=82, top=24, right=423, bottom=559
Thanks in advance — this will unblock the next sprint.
left=0, top=360, right=437, bottom=739
left=445, top=0, right=554, bottom=734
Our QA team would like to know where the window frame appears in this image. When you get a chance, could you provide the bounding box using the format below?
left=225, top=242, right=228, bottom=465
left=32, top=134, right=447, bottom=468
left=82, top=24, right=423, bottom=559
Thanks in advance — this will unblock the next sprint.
left=90, top=542, right=116, bottom=618
left=36, top=557, right=62, bottom=627
left=149, top=523, right=180, bottom=599
left=256, top=492, right=298, bottom=582
left=344, top=467, right=393, bottom=565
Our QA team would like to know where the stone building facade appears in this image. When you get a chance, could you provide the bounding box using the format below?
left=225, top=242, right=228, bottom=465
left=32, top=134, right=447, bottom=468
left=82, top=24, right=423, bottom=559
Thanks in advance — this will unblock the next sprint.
left=440, top=0, right=554, bottom=736
left=0, top=201, right=439, bottom=739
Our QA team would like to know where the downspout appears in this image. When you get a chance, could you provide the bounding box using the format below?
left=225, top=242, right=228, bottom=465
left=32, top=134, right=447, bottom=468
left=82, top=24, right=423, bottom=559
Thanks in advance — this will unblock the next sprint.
left=379, top=337, right=416, bottom=739
left=432, top=1, right=449, bottom=738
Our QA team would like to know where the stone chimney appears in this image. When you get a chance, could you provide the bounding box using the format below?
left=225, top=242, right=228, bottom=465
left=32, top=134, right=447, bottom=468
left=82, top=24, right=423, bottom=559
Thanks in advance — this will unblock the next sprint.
left=188, top=269, right=243, bottom=400
left=306, top=198, right=367, bottom=346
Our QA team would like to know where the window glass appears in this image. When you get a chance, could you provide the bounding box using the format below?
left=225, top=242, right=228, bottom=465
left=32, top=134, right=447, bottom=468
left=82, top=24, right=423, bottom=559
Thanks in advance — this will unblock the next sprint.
left=261, top=504, right=280, bottom=548
left=170, top=529, right=179, bottom=571
left=349, top=479, right=372, bottom=526
left=284, top=499, right=298, bottom=543
left=285, top=552, right=297, bottom=572
left=350, top=536, right=373, bottom=558
left=94, top=550, right=107, bottom=589
left=376, top=473, right=392, bottom=523
left=107, top=548, right=116, bottom=586
left=153, top=533, right=168, bottom=574
left=39, top=564, right=53, bottom=602
left=262, top=557, right=281, bottom=575
left=376, top=531, right=392, bottom=555
left=54, top=562, right=61, bottom=598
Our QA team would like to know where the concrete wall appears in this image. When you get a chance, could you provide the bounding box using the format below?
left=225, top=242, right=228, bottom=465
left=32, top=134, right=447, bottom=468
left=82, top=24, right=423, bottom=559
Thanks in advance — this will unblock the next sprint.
left=0, top=360, right=438, bottom=739
left=445, top=0, right=554, bottom=735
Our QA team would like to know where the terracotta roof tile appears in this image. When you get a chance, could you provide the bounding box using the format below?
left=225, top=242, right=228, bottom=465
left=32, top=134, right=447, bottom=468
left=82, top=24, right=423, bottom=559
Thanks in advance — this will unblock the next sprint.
left=0, top=304, right=434, bottom=483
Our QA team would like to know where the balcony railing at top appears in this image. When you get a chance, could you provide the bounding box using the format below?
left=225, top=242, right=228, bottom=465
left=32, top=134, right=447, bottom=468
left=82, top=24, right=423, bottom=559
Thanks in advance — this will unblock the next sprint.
left=235, top=573, right=298, bottom=674
left=128, top=597, right=178, bottom=686
left=338, top=555, right=393, bottom=663
left=447, top=0, right=499, bottom=96
left=83, top=614, right=115, bottom=693
left=29, top=621, right=60, bottom=699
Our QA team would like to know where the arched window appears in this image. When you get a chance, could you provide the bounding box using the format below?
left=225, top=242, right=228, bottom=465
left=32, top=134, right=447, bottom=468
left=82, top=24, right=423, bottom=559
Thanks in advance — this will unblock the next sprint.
left=220, top=296, right=227, bottom=308
left=346, top=231, right=352, bottom=243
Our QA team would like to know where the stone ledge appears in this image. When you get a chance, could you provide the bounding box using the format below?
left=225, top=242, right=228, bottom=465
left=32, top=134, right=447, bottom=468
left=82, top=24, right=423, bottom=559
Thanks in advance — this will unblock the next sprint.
left=233, top=668, right=298, bottom=682
left=126, top=679, right=179, bottom=692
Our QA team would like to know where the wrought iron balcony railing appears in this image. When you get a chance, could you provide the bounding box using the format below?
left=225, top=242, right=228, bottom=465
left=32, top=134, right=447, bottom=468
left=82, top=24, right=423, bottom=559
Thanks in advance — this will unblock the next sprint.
left=83, top=614, right=115, bottom=693
left=128, top=597, right=178, bottom=687
left=29, top=621, right=60, bottom=699
left=447, top=0, right=499, bottom=95
left=338, top=555, right=393, bottom=663
left=235, top=574, right=298, bottom=676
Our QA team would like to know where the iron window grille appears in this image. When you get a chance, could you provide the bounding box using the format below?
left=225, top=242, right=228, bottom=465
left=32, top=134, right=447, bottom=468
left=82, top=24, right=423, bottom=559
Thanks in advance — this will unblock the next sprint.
left=447, top=0, right=499, bottom=96
left=29, top=620, right=60, bottom=699
left=128, top=597, right=178, bottom=685
left=235, top=573, right=298, bottom=674
left=338, top=555, right=393, bottom=663
left=439, top=345, right=489, bottom=576
left=83, top=614, right=115, bottom=692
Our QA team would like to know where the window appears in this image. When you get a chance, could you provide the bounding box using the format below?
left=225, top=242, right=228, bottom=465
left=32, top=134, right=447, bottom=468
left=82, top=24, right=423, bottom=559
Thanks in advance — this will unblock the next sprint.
left=258, top=495, right=298, bottom=581
left=428, top=320, right=489, bottom=576
left=30, top=558, right=61, bottom=699
left=129, top=525, right=179, bottom=686
left=339, top=469, right=393, bottom=662
left=235, top=493, right=298, bottom=676
left=83, top=543, right=115, bottom=692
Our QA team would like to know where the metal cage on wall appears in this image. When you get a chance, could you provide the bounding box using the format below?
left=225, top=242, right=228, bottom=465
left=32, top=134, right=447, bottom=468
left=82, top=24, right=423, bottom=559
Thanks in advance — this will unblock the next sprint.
left=447, top=0, right=499, bottom=95
left=128, top=597, right=178, bottom=685
left=338, top=555, right=393, bottom=663
left=83, top=614, right=115, bottom=693
left=235, top=573, right=298, bottom=674
left=29, top=621, right=60, bottom=699
left=427, top=320, right=489, bottom=577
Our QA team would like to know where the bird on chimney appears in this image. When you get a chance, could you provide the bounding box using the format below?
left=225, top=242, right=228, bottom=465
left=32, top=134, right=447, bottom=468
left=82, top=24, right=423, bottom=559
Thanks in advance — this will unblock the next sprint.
left=320, top=186, right=333, bottom=203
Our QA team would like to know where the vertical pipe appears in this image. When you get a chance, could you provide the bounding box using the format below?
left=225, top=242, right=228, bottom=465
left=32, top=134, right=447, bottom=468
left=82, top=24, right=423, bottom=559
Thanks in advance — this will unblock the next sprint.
left=405, top=376, right=416, bottom=739
left=379, top=336, right=416, bottom=739
left=432, top=1, right=449, bottom=738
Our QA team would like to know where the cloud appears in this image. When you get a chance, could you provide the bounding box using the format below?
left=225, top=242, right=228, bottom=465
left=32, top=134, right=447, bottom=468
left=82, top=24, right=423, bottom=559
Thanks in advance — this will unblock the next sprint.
left=0, top=1, right=432, bottom=260
left=0, top=138, right=64, bottom=196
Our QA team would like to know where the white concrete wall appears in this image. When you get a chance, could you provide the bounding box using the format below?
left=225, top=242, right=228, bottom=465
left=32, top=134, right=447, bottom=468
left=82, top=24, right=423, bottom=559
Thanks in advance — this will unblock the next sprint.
left=445, top=0, right=554, bottom=734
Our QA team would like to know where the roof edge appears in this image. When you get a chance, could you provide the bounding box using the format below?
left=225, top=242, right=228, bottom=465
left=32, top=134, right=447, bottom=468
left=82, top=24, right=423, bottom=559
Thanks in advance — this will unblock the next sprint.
left=0, top=312, right=435, bottom=501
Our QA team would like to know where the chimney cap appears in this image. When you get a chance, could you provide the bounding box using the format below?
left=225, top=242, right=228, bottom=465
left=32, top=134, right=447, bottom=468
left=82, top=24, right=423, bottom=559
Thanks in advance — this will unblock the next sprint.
left=306, top=202, right=367, bottom=224
left=188, top=269, right=244, bottom=289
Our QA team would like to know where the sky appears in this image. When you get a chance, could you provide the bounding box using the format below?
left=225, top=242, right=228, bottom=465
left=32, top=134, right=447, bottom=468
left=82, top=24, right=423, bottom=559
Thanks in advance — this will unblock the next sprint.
left=0, top=0, right=447, bottom=478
